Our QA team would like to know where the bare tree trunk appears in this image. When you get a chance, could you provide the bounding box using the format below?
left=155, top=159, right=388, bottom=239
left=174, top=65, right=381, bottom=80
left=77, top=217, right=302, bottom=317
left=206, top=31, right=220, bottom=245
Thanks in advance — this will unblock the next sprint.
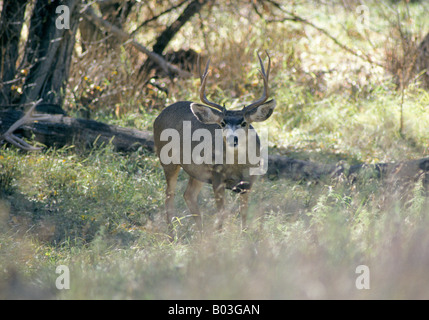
left=19, top=0, right=80, bottom=107
left=0, top=0, right=29, bottom=107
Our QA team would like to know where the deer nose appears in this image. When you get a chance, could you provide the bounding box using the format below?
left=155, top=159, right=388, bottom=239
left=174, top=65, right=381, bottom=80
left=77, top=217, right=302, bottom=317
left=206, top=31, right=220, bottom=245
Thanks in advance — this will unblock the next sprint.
left=233, top=136, right=238, bottom=147
left=232, top=181, right=250, bottom=194
left=226, top=134, right=239, bottom=148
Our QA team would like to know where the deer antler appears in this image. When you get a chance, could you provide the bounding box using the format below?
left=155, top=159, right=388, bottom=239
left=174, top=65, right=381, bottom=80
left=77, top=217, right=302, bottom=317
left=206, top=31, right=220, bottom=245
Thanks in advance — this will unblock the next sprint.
left=0, top=100, right=51, bottom=151
left=243, top=51, right=271, bottom=113
left=197, top=55, right=225, bottom=112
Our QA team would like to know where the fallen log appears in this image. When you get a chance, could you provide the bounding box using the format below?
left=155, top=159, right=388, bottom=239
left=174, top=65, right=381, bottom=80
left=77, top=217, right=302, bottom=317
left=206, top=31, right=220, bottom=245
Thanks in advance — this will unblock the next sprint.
left=1, top=108, right=429, bottom=186
left=0, top=109, right=154, bottom=153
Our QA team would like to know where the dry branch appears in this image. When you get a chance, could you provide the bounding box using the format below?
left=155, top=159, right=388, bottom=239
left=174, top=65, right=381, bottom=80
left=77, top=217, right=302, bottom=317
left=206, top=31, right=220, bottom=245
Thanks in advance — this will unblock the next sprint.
left=0, top=109, right=154, bottom=153
left=264, top=0, right=383, bottom=68
left=0, top=100, right=51, bottom=151
left=130, top=0, right=190, bottom=36
left=82, top=6, right=192, bottom=78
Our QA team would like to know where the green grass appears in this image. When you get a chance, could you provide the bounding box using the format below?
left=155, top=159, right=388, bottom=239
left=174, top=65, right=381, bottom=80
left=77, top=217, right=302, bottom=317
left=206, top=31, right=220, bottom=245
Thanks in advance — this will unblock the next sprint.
left=2, top=0, right=429, bottom=299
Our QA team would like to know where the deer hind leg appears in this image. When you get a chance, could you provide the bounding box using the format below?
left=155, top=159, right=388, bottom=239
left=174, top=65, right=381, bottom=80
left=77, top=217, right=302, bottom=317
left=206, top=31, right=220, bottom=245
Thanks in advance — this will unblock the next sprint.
left=162, top=164, right=181, bottom=229
left=183, top=176, right=204, bottom=230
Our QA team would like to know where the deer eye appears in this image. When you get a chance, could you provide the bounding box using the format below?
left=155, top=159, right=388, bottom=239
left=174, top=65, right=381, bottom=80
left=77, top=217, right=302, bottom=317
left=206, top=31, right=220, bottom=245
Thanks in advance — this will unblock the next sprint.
left=220, top=121, right=226, bottom=128
left=241, top=122, right=247, bottom=127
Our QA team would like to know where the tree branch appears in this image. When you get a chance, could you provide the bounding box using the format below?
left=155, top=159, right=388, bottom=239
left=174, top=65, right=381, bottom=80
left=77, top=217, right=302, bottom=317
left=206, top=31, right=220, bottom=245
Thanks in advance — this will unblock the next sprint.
left=151, top=0, right=209, bottom=55
left=0, top=100, right=51, bottom=151
left=130, top=0, right=190, bottom=37
left=82, top=5, right=192, bottom=78
left=137, top=0, right=209, bottom=77
left=264, top=0, right=383, bottom=68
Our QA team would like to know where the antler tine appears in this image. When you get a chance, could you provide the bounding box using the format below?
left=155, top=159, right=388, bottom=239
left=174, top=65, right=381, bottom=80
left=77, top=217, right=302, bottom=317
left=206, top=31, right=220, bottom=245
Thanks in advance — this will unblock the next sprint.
left=197, top=54, right=202, bottom=82
left=197, top=56, right=224, bottom=112
left=243, top=51, right=271, bottom=113
left=197, top=54, right=211, bottom=82
left=0, top=99, right=51, bottom=151
left=264, top=49, right=270, bottom=82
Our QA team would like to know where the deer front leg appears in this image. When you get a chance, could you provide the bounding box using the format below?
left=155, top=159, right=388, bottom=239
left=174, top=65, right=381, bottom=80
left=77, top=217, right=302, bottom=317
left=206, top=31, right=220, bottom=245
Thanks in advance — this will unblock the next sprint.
left=239, top=191, right=249, bottom=229
left=163, top=165, right=181, bottom=232
left=212, top=176, right=226, bottom=230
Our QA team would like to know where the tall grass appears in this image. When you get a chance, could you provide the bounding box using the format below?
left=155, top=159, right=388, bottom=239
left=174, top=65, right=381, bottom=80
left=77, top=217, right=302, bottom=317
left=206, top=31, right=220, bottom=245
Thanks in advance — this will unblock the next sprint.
left=2, top=142, right=429, bottom=299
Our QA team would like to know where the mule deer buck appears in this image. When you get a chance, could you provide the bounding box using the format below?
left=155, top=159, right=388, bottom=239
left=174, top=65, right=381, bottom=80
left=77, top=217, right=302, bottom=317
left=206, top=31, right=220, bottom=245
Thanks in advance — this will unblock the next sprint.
left=153, top=52, right=276, bottom=232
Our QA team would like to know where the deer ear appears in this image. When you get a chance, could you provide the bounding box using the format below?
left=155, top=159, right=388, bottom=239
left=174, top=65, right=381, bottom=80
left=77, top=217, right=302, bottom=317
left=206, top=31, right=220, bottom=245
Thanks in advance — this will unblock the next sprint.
left=190, top=103, right=224, bottom=124
left=244, top=99, right=276, bottom=123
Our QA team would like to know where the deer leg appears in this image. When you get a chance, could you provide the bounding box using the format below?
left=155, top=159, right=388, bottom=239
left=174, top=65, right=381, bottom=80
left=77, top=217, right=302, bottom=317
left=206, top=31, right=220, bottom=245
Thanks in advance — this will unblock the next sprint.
left=163, top=165, right=181, bottom=229
left=239, top=191, right=249, bottom=229
left=184, top=176, right=204, bottom=230
left=212, top=177, right=226, bottom=230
